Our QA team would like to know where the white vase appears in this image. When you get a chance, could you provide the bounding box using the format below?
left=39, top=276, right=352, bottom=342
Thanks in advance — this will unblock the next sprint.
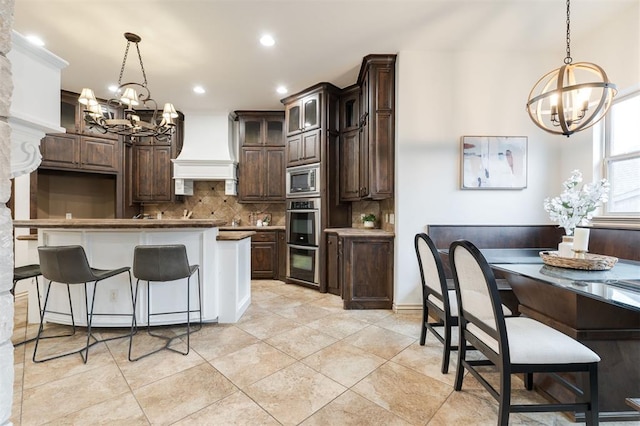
left=363, top=221, right=375, bottom=228
left=558, top=235, right=574, bottom=258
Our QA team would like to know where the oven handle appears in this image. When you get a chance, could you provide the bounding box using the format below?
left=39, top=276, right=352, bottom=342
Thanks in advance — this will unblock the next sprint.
left=286, top=209, right=320, bottom=213
left=288, top=243, right=319, bottom=250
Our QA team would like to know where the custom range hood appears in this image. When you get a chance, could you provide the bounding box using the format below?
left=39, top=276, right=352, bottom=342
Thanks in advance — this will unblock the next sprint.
left=172, top=112, right=238, bottom=195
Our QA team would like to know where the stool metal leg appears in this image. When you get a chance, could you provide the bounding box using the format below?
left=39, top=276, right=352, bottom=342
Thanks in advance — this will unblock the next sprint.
left=128, top=273, right=202, bottom=361
left=35, top=273, right=135, bottom=364
left=13, top=275, right=45, bottom=347
left=33, top=281, right=80, bottom=363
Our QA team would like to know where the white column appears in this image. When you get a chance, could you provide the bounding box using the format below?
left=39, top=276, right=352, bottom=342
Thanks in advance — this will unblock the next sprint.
left=0, top=13, right=66, bottom=423
left=0, top=1, right=16, bottom=423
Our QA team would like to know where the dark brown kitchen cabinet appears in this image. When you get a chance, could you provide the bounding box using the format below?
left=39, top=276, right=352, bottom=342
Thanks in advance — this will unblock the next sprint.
left=132, top=144, right=172, bottom=202
left=339, top=54, right=395, bottom=201
left=326, top=233, right=341, bottom=296
left=131, top=110, right=183, bottom=203
left=285, top=93, right=320, bottom=135
left=285, top=129, right=321, bottom=166
left=277, top=229, right=287, bottom=281
left=239, top=111, right=285, bottom=147
left=40, top=134, right=119, bottom=173
left=339, top=129, right=361, bottom=201
left=282, top=85, right=340, bottom=168
left=239, top=147, right=285, bottom=201
left=326, top=230, right=394, bottom=309
left=251, top=230, right=278, bottom=279
left=237, top=111, right=286, bottom=202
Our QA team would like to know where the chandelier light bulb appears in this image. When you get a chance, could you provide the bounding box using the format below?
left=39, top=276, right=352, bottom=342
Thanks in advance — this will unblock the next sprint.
left=162, top=103, right=178, bottom=119
left=78, top=88, right=98, bottom=106
left=120, top=88, right=139, bottom=106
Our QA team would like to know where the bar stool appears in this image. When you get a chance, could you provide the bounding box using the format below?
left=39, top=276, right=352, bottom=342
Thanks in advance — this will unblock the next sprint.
left=12, top=264, right=43, bottom=346
left=34, top=245, right=134, bottom=364
left=128, top=244, right=201, bottom=361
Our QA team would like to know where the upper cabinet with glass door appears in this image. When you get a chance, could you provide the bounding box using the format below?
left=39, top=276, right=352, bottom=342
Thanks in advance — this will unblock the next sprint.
left=285, top=93, right=320, bottom=135
left=60, top=90, right=120, bottom=140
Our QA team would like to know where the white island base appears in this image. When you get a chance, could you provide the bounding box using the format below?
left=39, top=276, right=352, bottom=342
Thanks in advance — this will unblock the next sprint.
left=14, top=220, right=252, bottom=327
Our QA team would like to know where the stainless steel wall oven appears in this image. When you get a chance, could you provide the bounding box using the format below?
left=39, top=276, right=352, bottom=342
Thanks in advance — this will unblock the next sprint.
left=286, top=197, right=320, bottom=286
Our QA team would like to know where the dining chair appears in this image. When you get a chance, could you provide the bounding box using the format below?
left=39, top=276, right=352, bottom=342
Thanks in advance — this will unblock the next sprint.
left=414, top=233, right=512, bottom=374
left=34, top=245, right=134, bottom=363
left=128, top=244, right=202, bottom=361
left=449, top=240, right=600, bottom=426
left=414, top=232, right=466, bottom=373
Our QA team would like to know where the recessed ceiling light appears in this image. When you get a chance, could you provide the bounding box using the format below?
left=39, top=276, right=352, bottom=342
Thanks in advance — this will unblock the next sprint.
left=108, top=85, right=119, bottom=93
left=25, top=34, right=45, bottom=47
left=276, top=86, right=288, bottom=95
left=193, top=86, right=206, bottom=94
left=260, top=35, right=275, bottom=47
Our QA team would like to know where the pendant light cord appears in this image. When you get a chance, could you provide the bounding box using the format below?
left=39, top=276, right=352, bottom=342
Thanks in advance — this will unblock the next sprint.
left=564, top=0, right=572, bottom=64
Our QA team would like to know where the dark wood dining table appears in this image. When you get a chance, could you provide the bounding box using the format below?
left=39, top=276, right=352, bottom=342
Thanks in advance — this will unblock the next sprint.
left=440, top=248, right=640, bottom=422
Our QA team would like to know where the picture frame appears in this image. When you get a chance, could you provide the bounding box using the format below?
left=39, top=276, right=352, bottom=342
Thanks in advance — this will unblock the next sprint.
left=461, top=136, right=528, bottom=189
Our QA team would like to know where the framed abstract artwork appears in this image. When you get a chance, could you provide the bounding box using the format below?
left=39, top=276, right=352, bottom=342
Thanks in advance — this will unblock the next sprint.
left=461, top=136, right=528, bottom=189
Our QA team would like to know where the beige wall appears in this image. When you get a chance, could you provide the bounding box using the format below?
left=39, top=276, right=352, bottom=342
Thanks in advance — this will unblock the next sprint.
left=36, top=171, right=116, bottom=219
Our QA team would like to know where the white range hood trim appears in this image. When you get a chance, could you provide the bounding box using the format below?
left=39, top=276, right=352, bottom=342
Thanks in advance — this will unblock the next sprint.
left=172, top=158, right=237, bottom=180
left=172, top=159, right=238, bottom=195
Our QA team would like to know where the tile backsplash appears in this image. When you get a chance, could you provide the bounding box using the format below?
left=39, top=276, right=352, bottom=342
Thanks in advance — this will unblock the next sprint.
left=143, top=181, right=285, bottom=226
left=352, top=198, right=395, bottom=232
left=144, top=181, right=394, bottom=232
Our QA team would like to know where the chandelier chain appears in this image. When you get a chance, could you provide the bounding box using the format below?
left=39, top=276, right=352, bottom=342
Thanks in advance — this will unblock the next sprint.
left=135, top=43, right=149, bottom=88
left=117, top=41, right=131, bottom=86
left=117, top=40, right=149, bottom=87
left=565, top=0, right=572, bottom=64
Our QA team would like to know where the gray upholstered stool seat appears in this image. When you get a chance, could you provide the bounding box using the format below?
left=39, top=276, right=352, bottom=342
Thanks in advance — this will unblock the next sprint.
left=34, top=245, right=134, bottom=364
left=128, top=244, right=202, bottom=361
left=12, top=264, right=43, bottom=346
left=12, top=264, right=42, bottom=293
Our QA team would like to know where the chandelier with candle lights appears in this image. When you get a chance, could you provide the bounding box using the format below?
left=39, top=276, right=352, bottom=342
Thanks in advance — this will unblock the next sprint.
left=526, top=0, right=617, bottom=137
left=78, top=32, right=177, bottom=141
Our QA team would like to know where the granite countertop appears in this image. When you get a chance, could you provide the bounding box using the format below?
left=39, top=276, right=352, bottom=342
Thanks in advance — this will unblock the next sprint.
left=217, top=231, right=256, bottom=241
left=218, top=225, right=285, bottom=231
left=13, top=219, right=227, bottom=229
left=324, top=228, right=395, bottom=237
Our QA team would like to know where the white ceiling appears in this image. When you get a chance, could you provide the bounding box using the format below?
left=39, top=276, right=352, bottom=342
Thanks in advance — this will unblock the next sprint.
left=11, top=0, right=636, bottom=113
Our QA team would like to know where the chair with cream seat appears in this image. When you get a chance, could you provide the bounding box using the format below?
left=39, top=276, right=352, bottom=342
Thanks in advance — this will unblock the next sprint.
left=414, top=233, right=511, bottom=374
left=128, top=244, right=202, bottom=361
left=449, top=240, right=600, bottom=426
left=34, top=245, right=134, bottom=363
left=414, top=232, right=466, bottom=373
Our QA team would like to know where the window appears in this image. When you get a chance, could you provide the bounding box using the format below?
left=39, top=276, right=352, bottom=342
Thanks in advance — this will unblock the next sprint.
left=603, top=91, right=640, bottom=215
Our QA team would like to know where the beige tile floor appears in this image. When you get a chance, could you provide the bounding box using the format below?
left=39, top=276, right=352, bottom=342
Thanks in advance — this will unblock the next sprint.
left=10, top=280, right=605, bottom=425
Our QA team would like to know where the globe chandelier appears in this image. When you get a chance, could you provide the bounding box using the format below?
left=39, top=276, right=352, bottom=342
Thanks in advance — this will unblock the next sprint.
left=526, top=0, right=617, bottom=137
left=78, top=32, right=178, bottom=141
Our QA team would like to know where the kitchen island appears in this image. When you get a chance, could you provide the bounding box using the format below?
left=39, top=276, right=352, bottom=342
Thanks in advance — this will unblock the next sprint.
left=13, top=219, right=253, bottom=326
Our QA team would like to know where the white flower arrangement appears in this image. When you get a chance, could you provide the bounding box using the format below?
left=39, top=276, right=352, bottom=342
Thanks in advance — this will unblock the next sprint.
left=543, top=170, right=610, bottom=236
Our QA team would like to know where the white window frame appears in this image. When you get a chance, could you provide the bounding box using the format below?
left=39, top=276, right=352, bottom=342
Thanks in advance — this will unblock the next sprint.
left=592, top=89, right=640, bottom=228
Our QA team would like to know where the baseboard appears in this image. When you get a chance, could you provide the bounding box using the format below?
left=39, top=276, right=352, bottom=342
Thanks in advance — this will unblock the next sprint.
left=392, top=303, right=422, bottom=314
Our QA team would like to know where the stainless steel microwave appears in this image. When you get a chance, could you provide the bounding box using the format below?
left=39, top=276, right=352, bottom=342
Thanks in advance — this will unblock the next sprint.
left=286, top=163, right=320, bottom=198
